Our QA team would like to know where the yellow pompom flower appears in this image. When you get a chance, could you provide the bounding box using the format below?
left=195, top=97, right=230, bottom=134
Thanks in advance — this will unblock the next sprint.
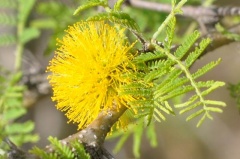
left=47, top=21, right=136, bottom=130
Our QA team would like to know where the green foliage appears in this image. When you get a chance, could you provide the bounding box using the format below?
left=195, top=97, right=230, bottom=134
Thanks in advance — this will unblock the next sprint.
left=49, top=137, right=74, bottom=159
left=30, top=137, right=91, bottom=159
left=31, top=0, right=85, bottom=54
left=215, top=23, right=240, bottom=41
left=152, top=0, right=186, bottom=40
left=94, top=0, right=226, bottom=157
left=108, top=120, right=157, bottom=159
left=0, top=34, right=16, bottom=46
left=0, top=0, right=40, bottom=47
left=74, top=0, right=140, bottom=33
left=0, top=68, right=38, bottom=157
left=113, top=0, right=125, bottom=11
left=127, top=15, right=226, bottom=127
left=0, top=1, right=16, bottom=47
left=0, top=0, right=17, bottom=8
left=18, top=0, right=35, bottom=25
left=88, top=11, right=140, bottom=32
left=124, top=7, right=166, bottom=42
left=0, top=71, right=38, bottom=135
left=70, top=141, right=91, bottom=159
left=20, top=27, right=40, bottom=45
left=228, top=82, right=240, bottom=111
left=0, top=0, right=39, bottom=155
left=74, top=0, right=108, bottom=15
left=0, top=13, right=16, bottom=26
left=1, top=0, right=229, bottom=158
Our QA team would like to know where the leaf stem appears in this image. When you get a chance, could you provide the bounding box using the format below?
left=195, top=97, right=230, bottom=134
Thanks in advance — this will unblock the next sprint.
left=15, top=2, right=24, bottom=72
left=151, top=0, right=187, bottom=41
left=154, top=44, right=207, bottom=110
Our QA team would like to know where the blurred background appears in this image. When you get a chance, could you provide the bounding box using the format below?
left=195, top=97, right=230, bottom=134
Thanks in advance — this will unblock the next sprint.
left=0, top=0, right=240, bottom=159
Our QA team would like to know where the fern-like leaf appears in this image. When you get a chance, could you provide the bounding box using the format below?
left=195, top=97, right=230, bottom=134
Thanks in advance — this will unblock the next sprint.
left=192, top=59, right=221, bottom=79
left=18, top=0, right=36, bottom=24
left=132, top=122, right=144, bottom=158
left=30, top=138, right=91, bottom=159
left=152, top=0, right=187, bottom=40
left=0, top=69, right=39, bottom=146
left=71, top=140, right=91, bottom=159
left=144, top=59, right=175, bottom=82
left=134, top=51, right=165, bottom=63
left=154, top=68, right=183, bottom=93
left=157, top=41, right=225, bottom=126
left=216, top=23, right=240, bottom=41
left=19, top=28, right=40, bottom=45
left=228, top=82, right=240, bottom=111
left=0, top=13, right=16, bottom=26
left=113, top=0, right=125, bottom=11
left=163, top=16, right=176, bottom=51
left=109, top=120, right=157, bottom=159
left=5, top=121, right=34, bottom=135
left=174, top=30, right=200, bottom=59
left=74, top=0, right=108, bottom=15
left=0, top=34, right=16, bottom=46
left=185, top=38, right=211, bottom=68
left=129, top=22, right=225, bottom=127
left=87, top=11, right=140, bottom=32
left=48, top=137, right=74, bottom=159
left=0, top=0, right=16, bottom=8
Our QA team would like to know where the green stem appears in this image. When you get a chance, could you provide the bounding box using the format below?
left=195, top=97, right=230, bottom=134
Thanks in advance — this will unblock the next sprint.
left=15, top=40, right=23, bottom=72
left=154, top=44, right=207, bottom=109
left=152, top=12, right=175, bottom=41
left=152, top=0, right=187, bottom=41
left=104, top=6, right=112, bottom=12
left=14, top=3, right=24, bottom=72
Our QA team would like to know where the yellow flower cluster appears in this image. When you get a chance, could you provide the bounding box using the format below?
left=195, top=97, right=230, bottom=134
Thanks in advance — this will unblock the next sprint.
left=47, top=21, right=136, bottom=129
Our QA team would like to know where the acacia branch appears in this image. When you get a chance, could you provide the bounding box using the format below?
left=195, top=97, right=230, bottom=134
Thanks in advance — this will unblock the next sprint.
left=18, top=18, right=240, bottom=159
left=127, top=0, right=240, bottom=19
left=6, top=1, right=240, bottom=159
left=6, top=105, right=126, bottom=159
left=127, top=0, right=240, bottom=32
left=22, top=1, right=240, bottom=106
left=45, top=104, right=127, bottom=159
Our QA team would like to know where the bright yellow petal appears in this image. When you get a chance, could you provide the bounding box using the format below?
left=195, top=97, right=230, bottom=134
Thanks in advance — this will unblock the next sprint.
left=47, top=21, right=136, bottom=129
